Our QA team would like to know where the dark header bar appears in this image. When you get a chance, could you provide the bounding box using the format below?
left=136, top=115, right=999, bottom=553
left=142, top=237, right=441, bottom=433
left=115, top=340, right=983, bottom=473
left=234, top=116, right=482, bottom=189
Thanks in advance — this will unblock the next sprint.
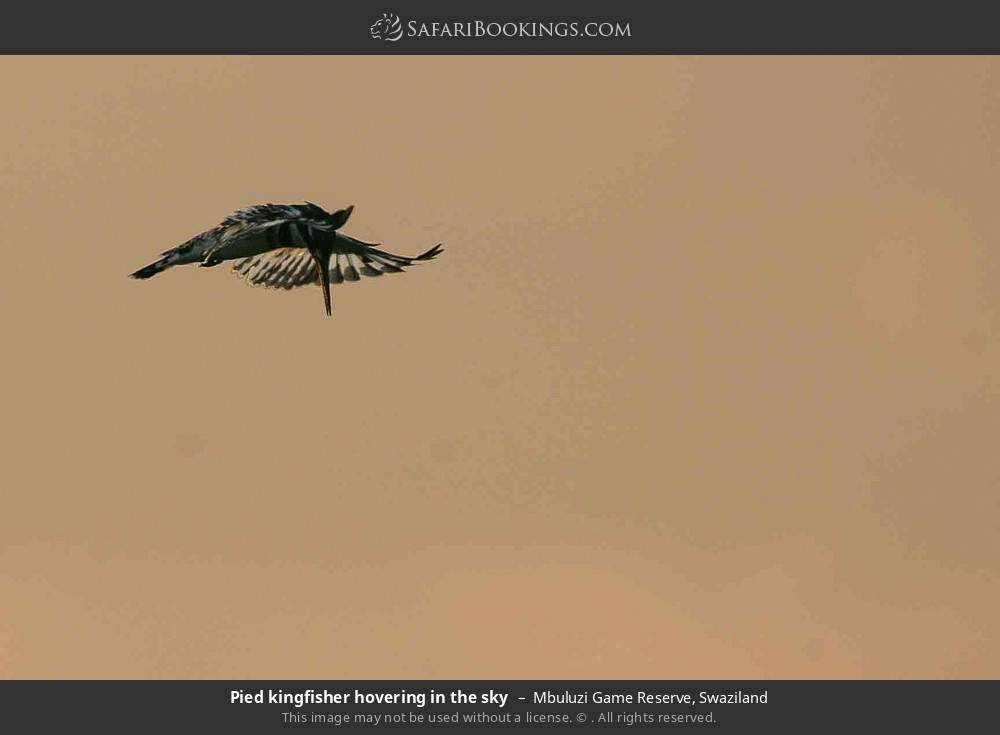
left=2, top=1, right=999, bottom=53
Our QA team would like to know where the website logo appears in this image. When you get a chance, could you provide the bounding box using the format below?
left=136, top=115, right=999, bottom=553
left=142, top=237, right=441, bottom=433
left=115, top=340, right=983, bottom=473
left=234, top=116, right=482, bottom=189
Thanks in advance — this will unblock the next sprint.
left=370, top=13, right=403, bottom=42
left=368, top=15, right=631, bottom=43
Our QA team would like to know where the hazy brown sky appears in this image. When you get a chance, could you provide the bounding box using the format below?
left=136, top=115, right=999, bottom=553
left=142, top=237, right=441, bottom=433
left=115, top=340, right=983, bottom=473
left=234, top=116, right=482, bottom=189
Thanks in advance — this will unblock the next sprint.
left=1, top=56, right=998, bottom=679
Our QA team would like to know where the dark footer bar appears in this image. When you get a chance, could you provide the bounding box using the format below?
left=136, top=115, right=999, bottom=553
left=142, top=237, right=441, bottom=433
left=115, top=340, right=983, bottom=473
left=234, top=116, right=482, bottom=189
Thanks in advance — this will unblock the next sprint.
left=0, top=680, right=996, bottom=733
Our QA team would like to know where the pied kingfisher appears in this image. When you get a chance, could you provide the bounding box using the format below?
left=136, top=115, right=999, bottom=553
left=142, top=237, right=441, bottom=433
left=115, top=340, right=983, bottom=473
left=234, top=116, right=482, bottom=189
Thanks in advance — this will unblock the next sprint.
left=130, top=202, right=443, bottom=316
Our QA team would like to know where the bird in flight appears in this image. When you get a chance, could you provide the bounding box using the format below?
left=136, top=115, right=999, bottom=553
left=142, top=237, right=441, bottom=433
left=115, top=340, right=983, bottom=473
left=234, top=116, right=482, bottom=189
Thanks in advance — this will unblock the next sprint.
left=130, top=202, right=443, bottom=316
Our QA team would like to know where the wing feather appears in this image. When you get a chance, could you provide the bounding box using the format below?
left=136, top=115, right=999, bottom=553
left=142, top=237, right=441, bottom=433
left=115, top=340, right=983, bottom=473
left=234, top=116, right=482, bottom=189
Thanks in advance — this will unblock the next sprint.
left=231, top=248, right=317, bottom=289
left=331, top=233, right=443, bottom=281
left=228, top=233, right=443, bottom=290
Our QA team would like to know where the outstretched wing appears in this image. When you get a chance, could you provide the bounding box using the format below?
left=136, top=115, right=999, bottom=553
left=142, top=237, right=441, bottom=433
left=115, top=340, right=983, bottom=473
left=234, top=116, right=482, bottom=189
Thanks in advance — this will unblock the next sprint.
left=328, top=234, right=444, bottom=284
left=230, top=235, right=443, bottom=290
left=231, top=248, right=317, bottom=289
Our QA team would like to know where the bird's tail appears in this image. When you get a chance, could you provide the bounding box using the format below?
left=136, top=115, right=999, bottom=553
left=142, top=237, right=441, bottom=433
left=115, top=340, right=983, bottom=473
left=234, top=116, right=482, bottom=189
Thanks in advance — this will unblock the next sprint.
left=130, top=251, right=181, bottom=279
left=130, top=257, right=173, bottom=279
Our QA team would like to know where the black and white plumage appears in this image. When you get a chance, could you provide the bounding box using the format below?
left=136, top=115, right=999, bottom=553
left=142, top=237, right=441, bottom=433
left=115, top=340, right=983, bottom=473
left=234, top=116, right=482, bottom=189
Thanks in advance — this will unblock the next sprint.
left=130, top=202, right=443, bottom=316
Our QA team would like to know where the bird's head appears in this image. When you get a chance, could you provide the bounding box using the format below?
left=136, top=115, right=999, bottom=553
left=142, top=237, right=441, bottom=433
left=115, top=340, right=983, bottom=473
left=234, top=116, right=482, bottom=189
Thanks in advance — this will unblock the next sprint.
left=303, top=201, right=354, bottom=229
left=327, top=204, right=354, bottom=229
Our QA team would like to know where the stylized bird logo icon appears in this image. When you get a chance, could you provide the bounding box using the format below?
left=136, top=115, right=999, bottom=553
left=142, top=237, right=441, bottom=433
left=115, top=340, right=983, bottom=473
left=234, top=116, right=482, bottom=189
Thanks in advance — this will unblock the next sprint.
left=130, top=203, right=442, bottom=316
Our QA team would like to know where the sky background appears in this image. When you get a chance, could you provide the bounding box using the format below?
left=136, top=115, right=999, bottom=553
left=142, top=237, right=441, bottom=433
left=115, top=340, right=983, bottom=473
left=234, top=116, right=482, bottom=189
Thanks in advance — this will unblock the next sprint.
left=1, top=56, right=998, bottom=678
